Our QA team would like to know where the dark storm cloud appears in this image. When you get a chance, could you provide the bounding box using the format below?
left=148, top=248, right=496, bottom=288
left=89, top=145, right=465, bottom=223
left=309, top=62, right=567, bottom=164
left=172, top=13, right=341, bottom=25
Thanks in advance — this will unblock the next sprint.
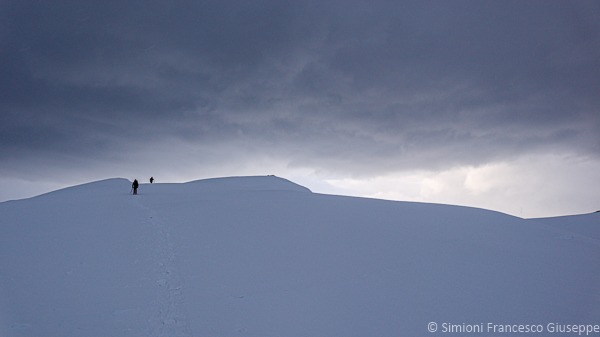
left=1, top=0, right=599, bottom=177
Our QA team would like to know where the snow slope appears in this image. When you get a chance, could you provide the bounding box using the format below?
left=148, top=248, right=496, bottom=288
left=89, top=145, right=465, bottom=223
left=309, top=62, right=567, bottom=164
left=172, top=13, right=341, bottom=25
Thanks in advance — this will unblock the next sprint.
left=1, top=176, right=599, bottom=337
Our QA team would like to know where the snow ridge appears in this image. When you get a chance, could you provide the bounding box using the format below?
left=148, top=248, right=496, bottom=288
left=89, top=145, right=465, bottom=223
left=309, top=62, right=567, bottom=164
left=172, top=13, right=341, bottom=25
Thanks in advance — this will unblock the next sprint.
left=183, top=175, right=312, bottom=193
left=1, top=176, right=599, bottom=337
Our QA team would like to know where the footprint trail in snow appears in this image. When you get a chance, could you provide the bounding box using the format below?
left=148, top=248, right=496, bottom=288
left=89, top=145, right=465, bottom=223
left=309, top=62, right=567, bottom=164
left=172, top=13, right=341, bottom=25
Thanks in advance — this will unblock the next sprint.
left=141, top=202, right=191, bottom=337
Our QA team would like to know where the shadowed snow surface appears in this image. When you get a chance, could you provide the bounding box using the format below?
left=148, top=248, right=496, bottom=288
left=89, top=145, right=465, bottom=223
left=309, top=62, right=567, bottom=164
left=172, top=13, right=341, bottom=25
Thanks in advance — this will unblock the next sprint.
left=1, top=176, right=599, bottom=336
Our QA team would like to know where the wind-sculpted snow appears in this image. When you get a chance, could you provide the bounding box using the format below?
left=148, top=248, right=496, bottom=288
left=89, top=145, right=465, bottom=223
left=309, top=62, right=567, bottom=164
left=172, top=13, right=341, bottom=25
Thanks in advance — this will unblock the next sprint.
left=1, top=176, right=599, bottom=336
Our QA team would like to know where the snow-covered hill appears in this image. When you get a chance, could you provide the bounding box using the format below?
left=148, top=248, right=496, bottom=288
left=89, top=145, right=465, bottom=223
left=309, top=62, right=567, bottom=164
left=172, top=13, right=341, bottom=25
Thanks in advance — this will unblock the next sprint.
left=1, top=176, right=599, bottom=337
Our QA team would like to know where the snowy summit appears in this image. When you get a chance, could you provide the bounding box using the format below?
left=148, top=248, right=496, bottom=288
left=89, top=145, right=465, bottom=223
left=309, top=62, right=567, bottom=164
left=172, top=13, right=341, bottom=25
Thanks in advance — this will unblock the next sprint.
left=1, top=175, right=599, bottom=336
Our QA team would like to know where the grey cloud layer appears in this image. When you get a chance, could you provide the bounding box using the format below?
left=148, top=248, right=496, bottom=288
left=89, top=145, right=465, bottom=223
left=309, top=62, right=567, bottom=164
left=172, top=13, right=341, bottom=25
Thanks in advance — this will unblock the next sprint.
left=1, top=0, right=599, bottom=176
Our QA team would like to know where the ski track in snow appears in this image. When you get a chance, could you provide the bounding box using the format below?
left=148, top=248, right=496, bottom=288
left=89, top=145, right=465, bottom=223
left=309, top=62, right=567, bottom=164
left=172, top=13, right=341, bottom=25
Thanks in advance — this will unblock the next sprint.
left=135, top=198, right=191, bottom=337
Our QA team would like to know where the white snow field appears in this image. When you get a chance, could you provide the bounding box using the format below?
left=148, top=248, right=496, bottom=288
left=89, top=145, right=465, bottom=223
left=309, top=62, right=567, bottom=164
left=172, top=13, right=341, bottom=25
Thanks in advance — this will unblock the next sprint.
left=1, top=176, right=599, bottom=337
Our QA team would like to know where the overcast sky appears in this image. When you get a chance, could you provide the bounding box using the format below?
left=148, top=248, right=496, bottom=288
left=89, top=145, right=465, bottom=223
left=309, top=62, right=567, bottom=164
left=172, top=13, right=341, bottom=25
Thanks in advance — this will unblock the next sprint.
left=1, top=0, right=599, bottom=217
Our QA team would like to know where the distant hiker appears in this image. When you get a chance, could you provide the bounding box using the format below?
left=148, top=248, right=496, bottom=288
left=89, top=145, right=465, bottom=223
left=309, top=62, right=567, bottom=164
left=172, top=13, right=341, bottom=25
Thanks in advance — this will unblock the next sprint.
left=132, top=179, right=139, bottom=195
left=150, top=177, right=154, bottom=184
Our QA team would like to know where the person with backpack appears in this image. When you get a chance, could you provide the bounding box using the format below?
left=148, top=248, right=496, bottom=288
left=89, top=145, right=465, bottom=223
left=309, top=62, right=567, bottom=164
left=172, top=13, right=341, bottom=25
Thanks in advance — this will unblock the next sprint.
left=132, top=179, right=139, bottom=195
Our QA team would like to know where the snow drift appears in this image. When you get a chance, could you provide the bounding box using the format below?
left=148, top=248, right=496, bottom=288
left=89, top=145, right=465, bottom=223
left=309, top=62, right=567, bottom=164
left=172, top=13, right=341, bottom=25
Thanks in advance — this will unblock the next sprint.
left=1, top=176, right=599, bottom=337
